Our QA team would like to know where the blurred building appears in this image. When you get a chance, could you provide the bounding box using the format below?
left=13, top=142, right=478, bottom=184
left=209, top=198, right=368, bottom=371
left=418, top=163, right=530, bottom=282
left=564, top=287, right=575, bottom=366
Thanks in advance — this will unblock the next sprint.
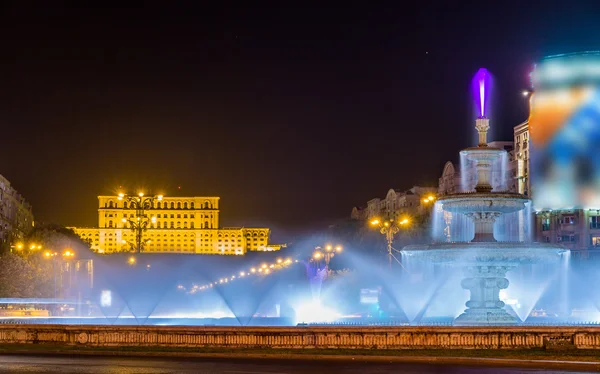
left=0, top=175, right=34, bottom=251
left=350, top=186, right=437, bottom=221
left=72, top=195, right=281, bottom=255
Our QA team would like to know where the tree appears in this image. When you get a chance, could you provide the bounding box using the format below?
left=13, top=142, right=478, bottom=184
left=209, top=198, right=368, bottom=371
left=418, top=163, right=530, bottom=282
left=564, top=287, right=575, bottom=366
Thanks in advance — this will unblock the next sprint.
left=0, top=253, right=36, bottom=298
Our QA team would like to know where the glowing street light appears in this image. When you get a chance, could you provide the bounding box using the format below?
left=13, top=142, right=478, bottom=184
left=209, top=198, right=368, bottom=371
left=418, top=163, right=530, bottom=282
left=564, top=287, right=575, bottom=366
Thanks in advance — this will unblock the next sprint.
left=422, top=194, right=436, bottom=204
left=371, top=217, right=410, bottom=269
left=128, top=256, right=136, bottom=266
left=312, top=244, right=342, bottom=268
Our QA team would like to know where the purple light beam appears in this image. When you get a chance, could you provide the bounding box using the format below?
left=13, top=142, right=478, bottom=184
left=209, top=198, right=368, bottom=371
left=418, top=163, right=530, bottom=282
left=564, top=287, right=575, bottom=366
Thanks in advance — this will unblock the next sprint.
left=471, top=68, right=491, bottom=118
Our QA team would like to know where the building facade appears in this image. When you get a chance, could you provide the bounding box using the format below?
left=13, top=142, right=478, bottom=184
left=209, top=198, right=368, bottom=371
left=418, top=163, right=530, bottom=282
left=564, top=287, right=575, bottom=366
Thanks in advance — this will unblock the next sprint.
left=351, top=186, right=437, bottom=221
left=72, top=195, right=280, bottom=255
left=0, top=175, right=34, bottom=251
left=513, top=120, right=530, bottom=196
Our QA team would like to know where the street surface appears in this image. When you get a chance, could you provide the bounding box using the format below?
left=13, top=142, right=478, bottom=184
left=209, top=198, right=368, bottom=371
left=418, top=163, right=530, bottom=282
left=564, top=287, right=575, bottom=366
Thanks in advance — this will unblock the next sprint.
left=0, top=355, right=595, bottom=373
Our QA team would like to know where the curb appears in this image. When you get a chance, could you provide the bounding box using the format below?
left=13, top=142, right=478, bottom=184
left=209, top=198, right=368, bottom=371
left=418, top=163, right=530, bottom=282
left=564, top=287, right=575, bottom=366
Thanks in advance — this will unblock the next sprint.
left=1, top=349, right=600, bottom=371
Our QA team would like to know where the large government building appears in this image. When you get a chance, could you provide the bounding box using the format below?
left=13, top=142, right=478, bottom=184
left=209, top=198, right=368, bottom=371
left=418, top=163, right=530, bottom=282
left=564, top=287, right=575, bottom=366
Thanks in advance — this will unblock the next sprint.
left=72, top=195, right=281, bottom=255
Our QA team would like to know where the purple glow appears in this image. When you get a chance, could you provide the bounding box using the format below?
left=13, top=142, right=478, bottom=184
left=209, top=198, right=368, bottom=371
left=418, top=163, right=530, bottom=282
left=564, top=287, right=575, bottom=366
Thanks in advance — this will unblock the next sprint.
left=472, top=68, right=491, bottom=118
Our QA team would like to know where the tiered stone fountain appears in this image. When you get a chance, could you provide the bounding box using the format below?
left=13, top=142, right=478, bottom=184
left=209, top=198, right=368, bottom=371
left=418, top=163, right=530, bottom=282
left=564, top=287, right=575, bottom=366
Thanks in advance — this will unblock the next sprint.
left=403, top=116, right=568, bottom=325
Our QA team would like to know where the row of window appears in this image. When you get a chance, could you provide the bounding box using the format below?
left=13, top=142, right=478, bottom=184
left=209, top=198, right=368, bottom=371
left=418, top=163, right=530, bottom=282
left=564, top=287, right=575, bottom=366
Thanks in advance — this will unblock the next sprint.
left=79, top=231, right=266, bottom=238
left=107, top=221, right=209, bottom=229
left=104, top=201, right=214, bottom=209
left=106, top=213, right=212, bottom=219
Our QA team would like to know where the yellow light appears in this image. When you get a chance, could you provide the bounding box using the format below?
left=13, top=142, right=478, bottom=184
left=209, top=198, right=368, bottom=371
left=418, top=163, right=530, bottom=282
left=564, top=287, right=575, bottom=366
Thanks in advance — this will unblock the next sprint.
left=277, top=258, right=282, bottom=264
left=326, top=245, right=332, bottom=252
left=258, top=268, right=263, bottom=273
left=64, top=250, right=73, bottom=257
left=250, top=268, right=256, bottom=273
left=422, top=198, right=429, bottom=203
left=240, top=272, right=245, bottom=277
left=16, top=243, right=23, bottom=249
left=37, top=245, right=42, bottom=249
left=122, top=218, right=127, bottom=223
left=335, top=245, right=343, bottom=252
left=128, top=256, right=136, bottom=265
left=264, top=269, right=270, bottom=274
left=30, top=244, right=36, bottom=250
left=118, top=193, right=125, bottom=198
left=427, top=195, right=435, bottom=201
left=157, top=195, right=163, bottom=201
left=400, top=218, right=409, bottom=225
left=121, top=239, right=127, bottom=244
left=261, top=263, right=267, bottom=269
left=138, top=192, right=144, bottom=197
left=384, top=221, right=389, bottom=227
left=44, top=251, right=51, bottom=258
left=313, top=252, right=322, bottom=259
left=151, top=216, right=157, bottom=222
left=269, top=264, right=274, bottom=268
left=285, top=258, right=292, bottom=264
left=370, top=219, right=380, bottom=225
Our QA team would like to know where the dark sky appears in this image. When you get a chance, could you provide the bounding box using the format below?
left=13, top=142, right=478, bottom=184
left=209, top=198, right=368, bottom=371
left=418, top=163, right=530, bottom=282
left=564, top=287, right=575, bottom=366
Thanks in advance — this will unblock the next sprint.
left=2, top=1, right=600, bottom=236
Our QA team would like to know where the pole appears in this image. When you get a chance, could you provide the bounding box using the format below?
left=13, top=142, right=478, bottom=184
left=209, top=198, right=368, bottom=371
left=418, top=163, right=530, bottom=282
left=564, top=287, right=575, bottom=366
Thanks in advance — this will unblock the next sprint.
left=387, top=232, right=392, bottom=269
left=53, top=259, right=57, bottom=299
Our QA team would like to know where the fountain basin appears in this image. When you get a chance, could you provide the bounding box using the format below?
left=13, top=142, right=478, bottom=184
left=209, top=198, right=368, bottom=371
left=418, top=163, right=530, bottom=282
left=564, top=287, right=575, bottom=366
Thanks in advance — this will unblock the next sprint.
left=460, top=146, right=505, bottom=162
left=438, top=193, right=529, bottom=215
left=402, top=242, right=568, bottom=266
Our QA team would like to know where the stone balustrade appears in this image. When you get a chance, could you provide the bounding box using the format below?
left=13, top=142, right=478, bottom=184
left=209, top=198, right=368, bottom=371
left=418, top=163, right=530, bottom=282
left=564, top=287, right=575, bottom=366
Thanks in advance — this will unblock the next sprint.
left=0, top=325, right=600, bottom=350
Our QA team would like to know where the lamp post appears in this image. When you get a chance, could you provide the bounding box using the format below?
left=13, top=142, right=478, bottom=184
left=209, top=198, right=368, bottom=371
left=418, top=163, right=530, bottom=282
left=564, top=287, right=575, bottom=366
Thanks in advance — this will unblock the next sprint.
left=312, top=244, right=342, bottom=268
left=370, top=217, right=409, bottom=269
left=118, top=192, right=162, bottom=253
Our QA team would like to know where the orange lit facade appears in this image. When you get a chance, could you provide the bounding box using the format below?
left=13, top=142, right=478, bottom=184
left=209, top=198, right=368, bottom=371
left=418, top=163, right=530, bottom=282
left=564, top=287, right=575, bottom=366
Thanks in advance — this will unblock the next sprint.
left=72, top=195, right=280, bottom=255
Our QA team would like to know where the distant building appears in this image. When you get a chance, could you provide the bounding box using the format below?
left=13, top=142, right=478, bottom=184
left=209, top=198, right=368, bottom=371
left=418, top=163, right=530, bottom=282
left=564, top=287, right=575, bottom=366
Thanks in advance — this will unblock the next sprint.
left=0, top=175, right=34, bottom=251
left=351, top=186, right=437, bottom=221
left=512, top=120, right=530, bottom=196
left=71, top=195, right=281, bottom=255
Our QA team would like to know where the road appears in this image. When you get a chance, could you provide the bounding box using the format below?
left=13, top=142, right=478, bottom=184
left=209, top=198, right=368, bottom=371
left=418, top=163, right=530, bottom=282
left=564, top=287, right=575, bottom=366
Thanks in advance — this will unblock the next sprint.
left=0, top=355, right=594, bottom=373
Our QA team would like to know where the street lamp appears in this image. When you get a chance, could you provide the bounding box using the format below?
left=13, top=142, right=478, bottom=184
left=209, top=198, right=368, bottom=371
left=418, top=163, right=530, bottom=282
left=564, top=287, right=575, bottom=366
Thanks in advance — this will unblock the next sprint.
left=10, top=242, right=42, bottom=253
left=118, top=192, right=163, bottom=253
left=422, top=194, right=436, bottom=205
left=312, top=244, right=342, bottom=268
left=370, top=217, right=410, bottom=269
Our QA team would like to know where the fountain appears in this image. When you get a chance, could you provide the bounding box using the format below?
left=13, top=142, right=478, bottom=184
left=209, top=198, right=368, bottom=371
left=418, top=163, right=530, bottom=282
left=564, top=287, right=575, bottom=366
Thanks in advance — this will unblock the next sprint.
left=402, top=68, right=569, bottom=326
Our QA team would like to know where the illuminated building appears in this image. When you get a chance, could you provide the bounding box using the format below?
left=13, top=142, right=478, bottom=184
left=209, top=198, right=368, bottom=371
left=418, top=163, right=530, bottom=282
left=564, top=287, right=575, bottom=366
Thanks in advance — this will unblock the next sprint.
left=72, top=195, right=281, bottom=255
left=513, top=120, right=530, bottom=196
left=351, top=186, right=437, bottom=221
left=0, top=174, right=34, bottom=251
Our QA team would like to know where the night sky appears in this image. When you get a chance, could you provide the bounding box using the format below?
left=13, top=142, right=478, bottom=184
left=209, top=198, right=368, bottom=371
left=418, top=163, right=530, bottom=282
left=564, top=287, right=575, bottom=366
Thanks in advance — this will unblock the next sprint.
left=2, top=2, right=600, bottom=237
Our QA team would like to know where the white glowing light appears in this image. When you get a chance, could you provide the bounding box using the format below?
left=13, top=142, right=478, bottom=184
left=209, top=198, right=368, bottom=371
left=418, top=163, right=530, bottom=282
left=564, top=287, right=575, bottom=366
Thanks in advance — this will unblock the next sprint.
left=100, top=290, right=112, bottom=307
left=293, top=300, right=341, bottom=324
